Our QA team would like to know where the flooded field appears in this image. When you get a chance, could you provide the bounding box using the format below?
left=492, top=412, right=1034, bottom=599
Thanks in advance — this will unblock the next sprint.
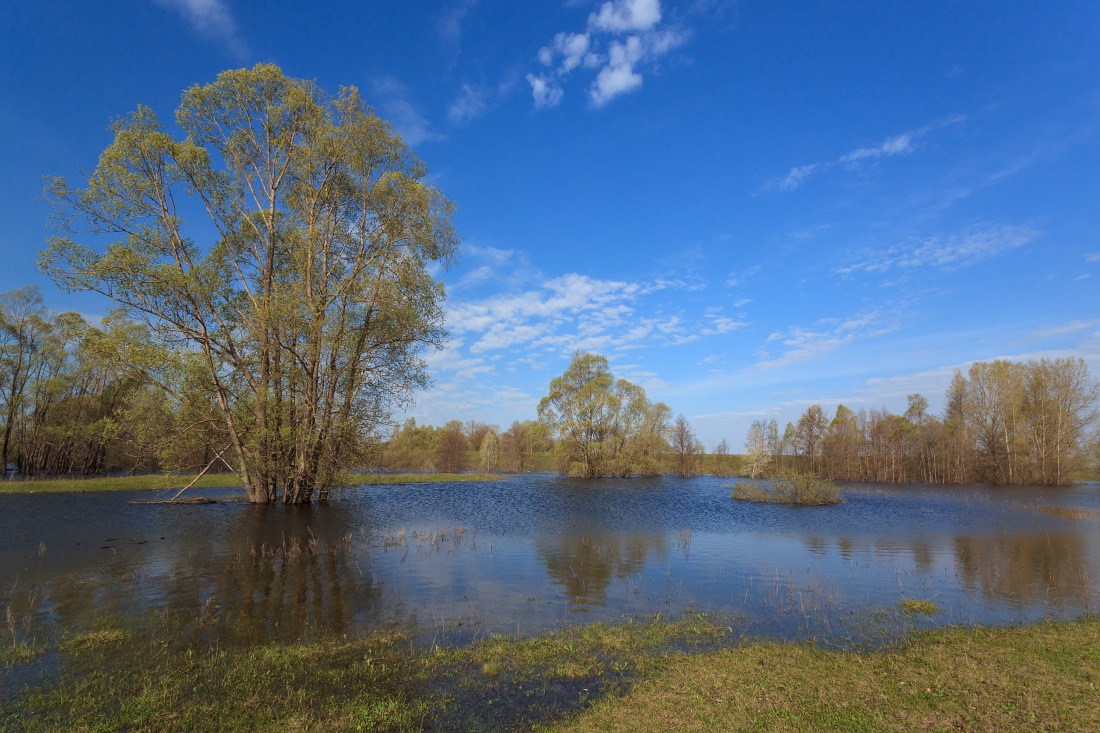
left=3, top=474, right=1097, bottom=658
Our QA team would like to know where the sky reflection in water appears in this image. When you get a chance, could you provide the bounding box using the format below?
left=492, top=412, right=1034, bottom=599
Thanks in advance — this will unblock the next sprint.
left=1, top=475, right=1097, bottom=648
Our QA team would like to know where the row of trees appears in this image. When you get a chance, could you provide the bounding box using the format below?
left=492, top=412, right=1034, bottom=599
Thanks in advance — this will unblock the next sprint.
left=744, top=358, right=1098, bottom=486
left=0, top=287, right=227, bottom=478
left=378, top=418, right=555, bottom=473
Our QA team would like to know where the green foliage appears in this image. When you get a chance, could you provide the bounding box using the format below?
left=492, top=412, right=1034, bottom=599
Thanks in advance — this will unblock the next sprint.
left=478, top=429, right=500, bottom=472
left=41, top=65, right=459, bottom=503
left=731, top=472, right=843, bottom=505
left=538, top=351, right=671, bottom=478
left=898, top=599, right=940, bottom=615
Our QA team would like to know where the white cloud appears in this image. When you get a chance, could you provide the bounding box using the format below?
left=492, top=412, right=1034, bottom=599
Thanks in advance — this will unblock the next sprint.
left=702, top=313, right=747, bottom=336
left=766, top=116, right=966, bottom=191
left=836, top=224, right=1037, bottom=274
left=543, top=32, right=592, bottom=73
left=445, top=271, right=740, bottom=359
left=588, top=0, right=663, bottom=33
left=527, top=73, right=564, bottom=109
left=590, top=38, right=645, bottom=106
left=424, top=340, right=493, bottom=382
left=754, top=310, right=897, bottom=372
left=839, top=132, right=914, bottom=164
left=1086, top=253, right=1100, bottom=262
left=1028, top=319, right=1100, bottom=339
left=528, top=0, right=688, bottom=109
left=772, top=163, right=819, bottom=192
left=154, top=0, right=246, bottom=57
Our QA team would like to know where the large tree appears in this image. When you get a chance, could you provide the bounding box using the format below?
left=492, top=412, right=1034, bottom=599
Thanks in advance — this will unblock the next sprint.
left=538, top=351, right=670, bottom=478
left=41, top=65, right=458, bottom=503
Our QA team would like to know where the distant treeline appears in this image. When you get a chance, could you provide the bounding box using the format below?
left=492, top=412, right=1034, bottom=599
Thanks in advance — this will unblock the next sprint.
left=744, top=358, right=1099, bottom=486
left=377, top=418, right=556, bottom=474
left=3, top=285, right=1096, bottom=487
left=0, top=287, right=224, bottom=478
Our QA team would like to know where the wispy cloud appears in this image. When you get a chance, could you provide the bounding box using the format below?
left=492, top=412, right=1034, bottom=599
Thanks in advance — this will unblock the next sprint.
left=754, top=310, right=898, bottom=372
left=835, top=223, right=1037, bottom=274
left=154, top=0, right=247, bottom=57
left=437, top=0, right=479, bottom=55
left=726, top=264, right=761, bottom=287
left=527, top=0, right=690, bottom=109
left=451, top=245, right=540, bottom=292
left=372, top=78, right=445, bottom=146
left=1028, top=319, right=1100, bottom=339
left=766, top=115, right=966, bottom=192
left=443, top=269, right=738, bottom=359
left=446, top=71, right=520, bottom=126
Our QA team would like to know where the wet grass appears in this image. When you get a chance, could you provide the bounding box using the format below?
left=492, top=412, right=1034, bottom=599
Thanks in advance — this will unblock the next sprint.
left=0, top=472, right=502, bottom=495
left=0, top=473, right=246, bottom=494
left=563, top=616, right=1100, bottom=732
left=4, top=613, right=1097, bottom=731
left=898, top=599, right=940, bottom=615
left=0, top=611, right=736, bottom=731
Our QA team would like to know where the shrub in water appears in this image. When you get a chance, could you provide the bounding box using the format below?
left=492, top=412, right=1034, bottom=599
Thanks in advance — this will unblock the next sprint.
left=731, top=473, right=842, bottom=506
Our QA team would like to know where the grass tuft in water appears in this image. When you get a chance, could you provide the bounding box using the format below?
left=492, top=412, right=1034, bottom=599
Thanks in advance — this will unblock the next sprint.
left=59, top=629, right=130, bottom=650
left=899, top=599, right=940, bottom=615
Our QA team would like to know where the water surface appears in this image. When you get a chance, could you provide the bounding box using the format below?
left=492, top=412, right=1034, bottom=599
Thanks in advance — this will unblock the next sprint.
left=2, top=475, right=1097, bottom=652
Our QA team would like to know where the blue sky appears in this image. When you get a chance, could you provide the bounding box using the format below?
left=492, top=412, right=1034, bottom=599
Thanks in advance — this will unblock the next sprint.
left=2, top=1, right=1098, bottom=447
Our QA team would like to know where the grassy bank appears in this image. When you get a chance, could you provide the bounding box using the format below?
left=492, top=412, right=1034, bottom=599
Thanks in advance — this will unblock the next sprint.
left=567, top=616, right=1099, bottom=732
left=3, top=613, right=1096, bottom=731
left=0, top=472, right=503, bottom=495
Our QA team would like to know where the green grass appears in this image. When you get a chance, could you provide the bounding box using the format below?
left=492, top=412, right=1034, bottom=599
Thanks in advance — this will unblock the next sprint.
left=564, top=616, right=1100, bottom=732
left=0, top=472, right=503, bottom=495
left=0, top=473, right=246, bottom=494
left=5, top=614, right=1096, bottom=731
left=898, top=599, right=940, bottom=615
left=0, top=612, right=732, bottom=732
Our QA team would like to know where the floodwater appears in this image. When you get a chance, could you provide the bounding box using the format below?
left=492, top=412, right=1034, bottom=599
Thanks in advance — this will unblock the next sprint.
left=2, top=475, right=1098, bottom=652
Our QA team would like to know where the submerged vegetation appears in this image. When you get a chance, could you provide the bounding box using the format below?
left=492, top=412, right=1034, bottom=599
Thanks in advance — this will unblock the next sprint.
left=3, top=612, right=1096, bottom=731
left=899, top=599, right=940, bottom=615
left=731, top=473, right=843, bottom=506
